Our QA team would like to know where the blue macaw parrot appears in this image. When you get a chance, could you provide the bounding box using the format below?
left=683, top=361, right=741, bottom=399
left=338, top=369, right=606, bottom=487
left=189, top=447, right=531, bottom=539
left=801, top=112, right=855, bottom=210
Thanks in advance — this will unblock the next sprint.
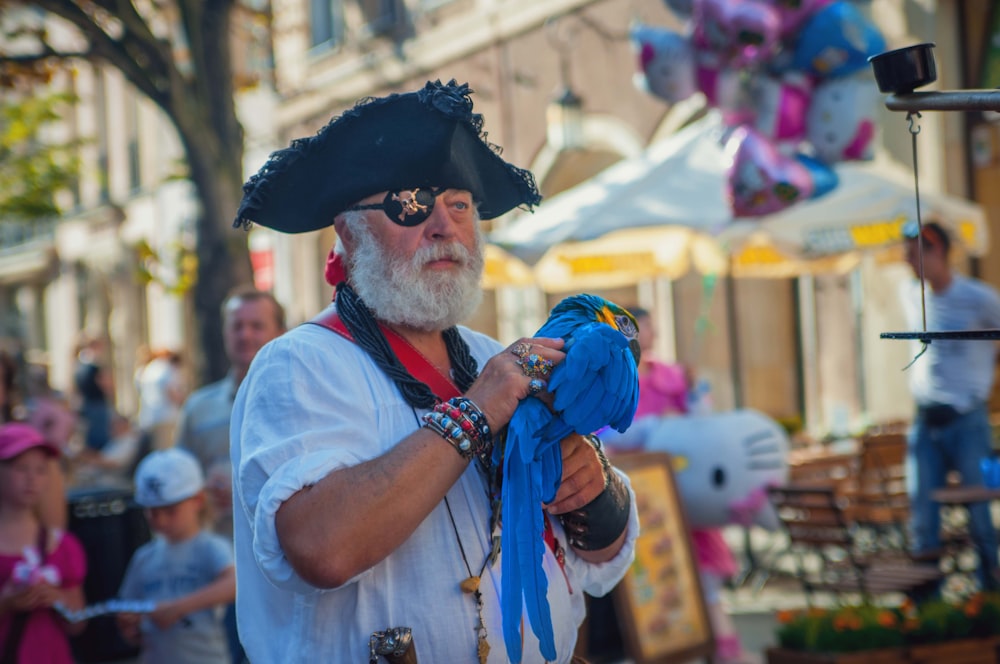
left=497, top=294, right=641, bottom=663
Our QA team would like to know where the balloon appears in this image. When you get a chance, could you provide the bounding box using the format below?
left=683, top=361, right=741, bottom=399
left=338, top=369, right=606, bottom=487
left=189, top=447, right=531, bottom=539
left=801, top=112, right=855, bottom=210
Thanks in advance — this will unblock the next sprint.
left=692, top=0, right=781, bottom=67
left=806, top=74, right=880, bottom=163
left=752, top=72, right=812, bottom=142
left=764, top=0, right=833, bottom=38
left=791, top=0, right=887, bottom=78
left=630, top=24, right=697, bottom=104
left=642, top=409, right=790, bottom=529
left=726, top=125, right=815, bottom=217
left=796, top=154, right=839, bottom=199
left=664, top=0, right=695, bottom=18
left=695, top=53, right=755, bottom=126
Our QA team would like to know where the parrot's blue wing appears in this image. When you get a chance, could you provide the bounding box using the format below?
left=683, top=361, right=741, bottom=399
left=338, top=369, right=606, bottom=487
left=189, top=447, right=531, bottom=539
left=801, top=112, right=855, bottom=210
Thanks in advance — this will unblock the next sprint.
left=501, top=446, right=525, bottom=663
left=502, top=399, right=559, bottom=662
left=521, top=449, right=555, bottom=661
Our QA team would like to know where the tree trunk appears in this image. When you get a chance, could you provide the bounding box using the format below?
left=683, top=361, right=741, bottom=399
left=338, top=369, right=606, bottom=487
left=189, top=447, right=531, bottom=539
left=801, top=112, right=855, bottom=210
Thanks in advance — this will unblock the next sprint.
left=170, top=1, right=252, bottom=386
left=182, top=128, right=253, bottom=385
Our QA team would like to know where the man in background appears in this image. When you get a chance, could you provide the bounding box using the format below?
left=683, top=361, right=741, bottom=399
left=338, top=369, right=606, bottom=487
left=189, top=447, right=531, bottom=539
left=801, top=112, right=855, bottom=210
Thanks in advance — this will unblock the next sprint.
left=176, top=286, right=286, bottom=537
left=900, top=220, right=1000, bottom=592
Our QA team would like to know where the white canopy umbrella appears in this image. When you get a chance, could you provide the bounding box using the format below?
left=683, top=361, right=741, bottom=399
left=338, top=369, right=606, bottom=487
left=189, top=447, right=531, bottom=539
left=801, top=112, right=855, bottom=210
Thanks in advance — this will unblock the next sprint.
left=490, top=111, right=987, bottom=291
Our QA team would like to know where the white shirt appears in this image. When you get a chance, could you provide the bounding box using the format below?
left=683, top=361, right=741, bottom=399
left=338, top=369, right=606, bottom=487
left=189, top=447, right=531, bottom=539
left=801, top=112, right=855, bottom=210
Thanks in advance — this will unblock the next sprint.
left=231, top=310, right=638, bottom=663
left=136, top=358, right=184, bottom=429
left=900, top=273, right=1000, bottom=411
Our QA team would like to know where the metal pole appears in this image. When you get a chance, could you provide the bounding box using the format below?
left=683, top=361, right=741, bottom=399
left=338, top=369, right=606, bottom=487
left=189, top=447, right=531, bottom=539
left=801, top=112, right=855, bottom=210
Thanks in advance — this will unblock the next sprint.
left=884, top=90, right=1000, bottom=113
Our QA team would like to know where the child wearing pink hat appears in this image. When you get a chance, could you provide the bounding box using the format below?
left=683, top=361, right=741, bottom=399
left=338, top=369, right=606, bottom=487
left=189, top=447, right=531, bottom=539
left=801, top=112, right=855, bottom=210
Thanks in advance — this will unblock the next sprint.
left=0, top=422, right=88, bottom=663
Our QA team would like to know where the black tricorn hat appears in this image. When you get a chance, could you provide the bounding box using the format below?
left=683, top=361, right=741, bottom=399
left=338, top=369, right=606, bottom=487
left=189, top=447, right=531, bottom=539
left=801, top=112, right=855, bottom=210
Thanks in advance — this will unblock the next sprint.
left=234, top=80, right=542, bottom=233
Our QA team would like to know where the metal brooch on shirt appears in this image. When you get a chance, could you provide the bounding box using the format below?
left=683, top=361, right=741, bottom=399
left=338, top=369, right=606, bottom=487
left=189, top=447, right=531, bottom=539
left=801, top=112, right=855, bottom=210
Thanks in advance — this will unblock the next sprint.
left=369, top=627, right=416, bottom=664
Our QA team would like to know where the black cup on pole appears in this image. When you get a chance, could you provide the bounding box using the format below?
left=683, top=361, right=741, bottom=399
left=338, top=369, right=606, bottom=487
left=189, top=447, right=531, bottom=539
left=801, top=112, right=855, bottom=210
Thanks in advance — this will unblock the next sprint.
left=868, top=43, right=938, bottom=95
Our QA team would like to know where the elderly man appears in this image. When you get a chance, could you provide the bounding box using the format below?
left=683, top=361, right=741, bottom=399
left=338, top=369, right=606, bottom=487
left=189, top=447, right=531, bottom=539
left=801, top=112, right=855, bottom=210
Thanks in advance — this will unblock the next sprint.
left=900, top=220, right=1000, bottom=592
left=229, top=80, right=638, bottom=663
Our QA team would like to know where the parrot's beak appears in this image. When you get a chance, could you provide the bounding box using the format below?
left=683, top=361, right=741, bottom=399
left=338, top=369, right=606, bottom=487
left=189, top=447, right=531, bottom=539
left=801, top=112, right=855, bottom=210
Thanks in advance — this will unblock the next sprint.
left=628, top=338, right=642, bottom=365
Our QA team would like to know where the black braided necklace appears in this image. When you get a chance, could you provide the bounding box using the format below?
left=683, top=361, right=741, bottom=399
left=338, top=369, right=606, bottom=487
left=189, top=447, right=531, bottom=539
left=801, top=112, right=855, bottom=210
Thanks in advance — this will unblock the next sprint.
left=335, top=284, right=479, bottom=408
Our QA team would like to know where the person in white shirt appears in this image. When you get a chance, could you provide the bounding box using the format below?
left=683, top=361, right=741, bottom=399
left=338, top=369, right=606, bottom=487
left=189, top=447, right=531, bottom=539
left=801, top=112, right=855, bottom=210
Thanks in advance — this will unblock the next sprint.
left=136, top=349, right=186, bottom=451
left=900, top=220, right=1000, bottom=592
left=229, top=80, right=639, bottom=663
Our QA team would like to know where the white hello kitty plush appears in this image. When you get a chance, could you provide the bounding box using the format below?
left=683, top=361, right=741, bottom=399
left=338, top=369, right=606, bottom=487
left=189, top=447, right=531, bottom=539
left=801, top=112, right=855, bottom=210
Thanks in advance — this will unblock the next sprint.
left=641, top=409, right=789, bottom=664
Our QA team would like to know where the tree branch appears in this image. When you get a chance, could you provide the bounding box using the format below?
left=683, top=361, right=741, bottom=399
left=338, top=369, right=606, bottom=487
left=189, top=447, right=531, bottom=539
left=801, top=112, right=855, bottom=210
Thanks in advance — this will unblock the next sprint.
left=11, top=1, right=164, bottom=103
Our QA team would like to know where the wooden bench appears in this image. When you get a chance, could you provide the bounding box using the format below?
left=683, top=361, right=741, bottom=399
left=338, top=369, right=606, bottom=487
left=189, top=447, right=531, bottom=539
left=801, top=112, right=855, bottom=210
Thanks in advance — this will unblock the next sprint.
left=766, top=484, right=943, bottom=603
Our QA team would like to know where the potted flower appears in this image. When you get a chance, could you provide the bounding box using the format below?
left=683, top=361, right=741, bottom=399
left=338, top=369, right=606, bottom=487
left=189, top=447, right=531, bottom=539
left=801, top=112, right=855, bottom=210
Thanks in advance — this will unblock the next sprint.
left=767, top=593, right=1000, bottom=664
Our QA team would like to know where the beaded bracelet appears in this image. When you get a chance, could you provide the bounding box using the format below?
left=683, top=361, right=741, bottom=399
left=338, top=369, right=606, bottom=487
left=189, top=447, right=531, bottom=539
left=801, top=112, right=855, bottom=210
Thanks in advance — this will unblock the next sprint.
left=422, top=397, right=492, bottom=461
left=443, top=397, right=493, bottom=446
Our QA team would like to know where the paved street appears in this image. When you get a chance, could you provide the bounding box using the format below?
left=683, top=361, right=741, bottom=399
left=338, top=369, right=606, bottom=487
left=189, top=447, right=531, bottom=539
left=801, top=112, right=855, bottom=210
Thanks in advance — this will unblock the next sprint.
left=722, top=574, right=810, bottom=663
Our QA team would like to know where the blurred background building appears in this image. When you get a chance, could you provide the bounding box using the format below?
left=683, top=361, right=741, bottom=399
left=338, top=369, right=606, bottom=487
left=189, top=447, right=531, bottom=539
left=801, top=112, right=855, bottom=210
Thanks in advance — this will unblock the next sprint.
left=1, top=0, right=998, bottom=439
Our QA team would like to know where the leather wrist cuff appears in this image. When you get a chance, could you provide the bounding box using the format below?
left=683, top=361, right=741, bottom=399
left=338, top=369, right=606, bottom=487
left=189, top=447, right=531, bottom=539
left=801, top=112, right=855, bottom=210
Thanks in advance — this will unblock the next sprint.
left=559, top=442, right=631, bottom=551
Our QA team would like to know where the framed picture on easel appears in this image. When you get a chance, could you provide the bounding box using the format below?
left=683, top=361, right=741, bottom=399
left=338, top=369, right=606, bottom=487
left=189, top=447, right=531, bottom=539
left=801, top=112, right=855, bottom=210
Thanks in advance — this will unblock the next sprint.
left=611, top=452, right=714, bottom=664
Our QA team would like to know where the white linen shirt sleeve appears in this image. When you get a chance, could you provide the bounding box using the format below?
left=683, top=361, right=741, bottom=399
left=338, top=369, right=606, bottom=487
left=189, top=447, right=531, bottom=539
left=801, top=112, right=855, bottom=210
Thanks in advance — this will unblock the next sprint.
left=232, top=324, right=392, bottom=593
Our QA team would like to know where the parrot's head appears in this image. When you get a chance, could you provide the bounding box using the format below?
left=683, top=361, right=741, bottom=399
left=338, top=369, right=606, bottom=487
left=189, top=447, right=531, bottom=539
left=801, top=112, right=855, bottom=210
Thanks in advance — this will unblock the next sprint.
left=604, top=303, right=642, bottom=366
left=557, top=294, right=641, bottom=365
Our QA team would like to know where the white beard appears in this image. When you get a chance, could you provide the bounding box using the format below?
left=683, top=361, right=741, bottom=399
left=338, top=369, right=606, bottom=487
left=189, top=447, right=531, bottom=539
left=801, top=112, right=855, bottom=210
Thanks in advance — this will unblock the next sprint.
left=347, top=220, right=485, bottom=331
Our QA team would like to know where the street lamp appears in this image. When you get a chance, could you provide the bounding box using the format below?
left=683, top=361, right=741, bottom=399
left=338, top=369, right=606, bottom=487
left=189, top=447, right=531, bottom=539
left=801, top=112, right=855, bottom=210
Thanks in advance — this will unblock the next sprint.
left=546, top=85, right=584, bottom=151
left=544, top=14, right=585, bottom=151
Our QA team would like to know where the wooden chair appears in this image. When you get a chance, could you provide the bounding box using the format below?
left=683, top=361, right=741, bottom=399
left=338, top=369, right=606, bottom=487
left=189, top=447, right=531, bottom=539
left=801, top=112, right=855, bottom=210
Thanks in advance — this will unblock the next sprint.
left=766, top=484, right=943, bottom=603
left=852, top=433, right=973, bottom=568
left=786, top=446, right=858, bottom=492
left=749, top=447, right=859, bottom=589
left=849, top=433, right=910, bottom=553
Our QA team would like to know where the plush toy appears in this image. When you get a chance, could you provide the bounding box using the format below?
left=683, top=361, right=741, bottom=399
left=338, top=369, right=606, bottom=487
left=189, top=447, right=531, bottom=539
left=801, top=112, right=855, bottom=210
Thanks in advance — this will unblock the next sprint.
left=805, top=73, right=879, bottom=164
left=642, top=408, right=789, bottom=527
left=641, top=409, right=790, bottom=664
left=631, top=24, right=698, bottom=104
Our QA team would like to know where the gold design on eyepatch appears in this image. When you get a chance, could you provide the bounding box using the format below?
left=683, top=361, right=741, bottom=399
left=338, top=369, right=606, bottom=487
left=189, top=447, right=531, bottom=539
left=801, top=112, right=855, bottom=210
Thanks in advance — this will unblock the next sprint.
left=393, top=190, right=429, bottom=223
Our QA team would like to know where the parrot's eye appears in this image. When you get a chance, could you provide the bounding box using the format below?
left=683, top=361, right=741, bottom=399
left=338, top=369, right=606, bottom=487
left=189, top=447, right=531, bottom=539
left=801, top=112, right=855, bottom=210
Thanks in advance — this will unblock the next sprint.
left=615, top=314, right=638, bottom=340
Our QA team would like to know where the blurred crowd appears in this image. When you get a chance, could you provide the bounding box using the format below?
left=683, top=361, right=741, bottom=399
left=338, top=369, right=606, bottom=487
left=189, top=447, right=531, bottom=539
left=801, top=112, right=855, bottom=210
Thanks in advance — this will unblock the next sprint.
left=0, top=285, right=285, bottom=664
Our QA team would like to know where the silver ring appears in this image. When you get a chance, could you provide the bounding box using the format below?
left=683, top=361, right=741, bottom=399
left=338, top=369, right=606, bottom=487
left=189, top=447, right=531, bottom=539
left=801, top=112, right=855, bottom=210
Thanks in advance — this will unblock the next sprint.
left=511, top=342, right=532, bottom=359
left=528, top=378, right=546, bottom=395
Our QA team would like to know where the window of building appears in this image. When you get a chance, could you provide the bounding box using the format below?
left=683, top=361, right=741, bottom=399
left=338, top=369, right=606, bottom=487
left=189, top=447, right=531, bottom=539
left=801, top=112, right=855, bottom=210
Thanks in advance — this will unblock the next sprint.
left=126, top=92, right=141, bottom=194
left=65, top=73, right=82, bottom=211
left=309, top=0, right=345, bottom=51
left=94, top=71, right=110, bottom=204
left=358, top=0, right=404, bottom=38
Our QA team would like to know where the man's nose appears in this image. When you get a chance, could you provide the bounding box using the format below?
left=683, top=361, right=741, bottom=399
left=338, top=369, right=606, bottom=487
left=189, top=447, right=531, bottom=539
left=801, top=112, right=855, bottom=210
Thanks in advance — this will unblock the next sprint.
left=423, top=197, right=458, bottom=237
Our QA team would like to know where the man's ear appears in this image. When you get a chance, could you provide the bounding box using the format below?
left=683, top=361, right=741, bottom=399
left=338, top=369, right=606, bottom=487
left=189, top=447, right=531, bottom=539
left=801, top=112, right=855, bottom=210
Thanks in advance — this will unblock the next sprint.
left=333, top=217, right=354, bottom=253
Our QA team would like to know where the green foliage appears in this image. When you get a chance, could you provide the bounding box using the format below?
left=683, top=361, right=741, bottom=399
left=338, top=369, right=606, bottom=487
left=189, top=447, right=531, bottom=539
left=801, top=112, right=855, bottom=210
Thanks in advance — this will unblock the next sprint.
left=777, top=605, right=907, bottom=653
left=0, top=91, right=81, bottom=221
left=133, top=238, right=198, bottom=295
left=775, top=593, right=1000, bottom=654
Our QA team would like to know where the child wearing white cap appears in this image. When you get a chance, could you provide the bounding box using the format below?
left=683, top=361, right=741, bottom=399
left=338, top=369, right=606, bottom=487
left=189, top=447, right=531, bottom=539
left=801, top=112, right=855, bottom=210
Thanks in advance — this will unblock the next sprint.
left=115, top=448, right=235, bottom=664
